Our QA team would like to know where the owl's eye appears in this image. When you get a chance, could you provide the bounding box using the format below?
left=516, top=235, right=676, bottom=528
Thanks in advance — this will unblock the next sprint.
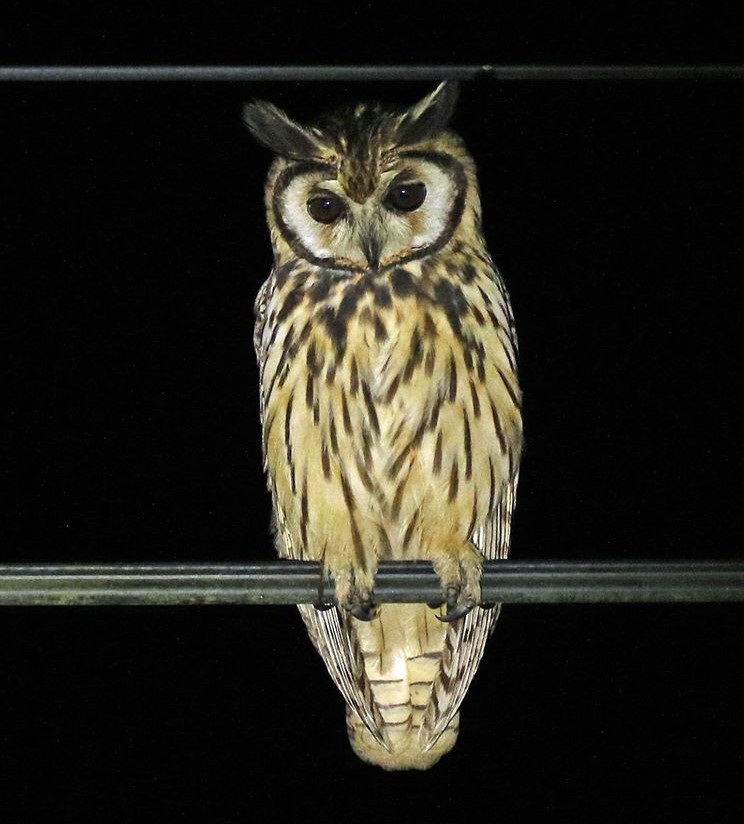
left=385, top=182, right=427, bottom=212
left=307, top=193, right=345, bottom=224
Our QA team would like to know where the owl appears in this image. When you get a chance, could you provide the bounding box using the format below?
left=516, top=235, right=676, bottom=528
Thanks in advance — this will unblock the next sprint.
left=244, top=82, right=523, bottom=770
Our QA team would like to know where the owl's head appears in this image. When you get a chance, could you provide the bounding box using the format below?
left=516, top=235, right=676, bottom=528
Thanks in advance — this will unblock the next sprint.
left=244, top=82, right=482, bottom=273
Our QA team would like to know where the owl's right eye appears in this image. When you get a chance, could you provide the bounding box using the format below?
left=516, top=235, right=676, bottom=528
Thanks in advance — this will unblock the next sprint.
left=307, top=193, right=345, bottom=224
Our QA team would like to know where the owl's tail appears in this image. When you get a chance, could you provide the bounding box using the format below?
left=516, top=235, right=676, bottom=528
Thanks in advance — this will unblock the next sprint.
left=346, top=603, right=458, bottom=771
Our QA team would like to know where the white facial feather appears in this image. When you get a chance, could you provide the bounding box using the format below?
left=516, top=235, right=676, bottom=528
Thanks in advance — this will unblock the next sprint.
left=276, top=160, right=459, bottom=270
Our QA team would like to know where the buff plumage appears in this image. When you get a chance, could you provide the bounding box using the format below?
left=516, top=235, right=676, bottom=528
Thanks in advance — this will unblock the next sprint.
left=245, top=82, right=523, bottom=770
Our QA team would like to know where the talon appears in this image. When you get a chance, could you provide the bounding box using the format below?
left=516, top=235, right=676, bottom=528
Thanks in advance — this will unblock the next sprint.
left=436, top=601, right=474, bottom=623
left=314, top=575, right=336, bottom=612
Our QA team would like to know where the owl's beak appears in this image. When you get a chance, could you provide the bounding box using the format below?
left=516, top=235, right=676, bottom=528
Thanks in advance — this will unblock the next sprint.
left=358, top=217, right=384, bottom=272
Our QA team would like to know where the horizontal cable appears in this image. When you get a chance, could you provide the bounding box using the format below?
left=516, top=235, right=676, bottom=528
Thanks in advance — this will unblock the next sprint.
left=0, top=560, right=742, bottom=606
left=1, top=65, right=744, bottom=83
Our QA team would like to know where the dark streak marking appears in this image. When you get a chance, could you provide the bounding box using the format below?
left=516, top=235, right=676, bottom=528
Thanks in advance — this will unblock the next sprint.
left=377, top=526, right=393, bottom=559
left=350, top=358, right=359, bottom=395
left=284, top=392, right=295, bottom=485
left=307, top=273, right=333, bottom=302
left=403, top=514, right=418, bottom=548
left=422, top=312, right=437, bottom=338
left=339, top=472, right=355, bottom=511
left=384, top=374, right=400, bottom=404
left=434, top=279, right=468, bottom=339
left=463, top=409, right=472, bottom=479
left=403, top=328, right=423, bottom=383
left=350, top=517, right=366, bottom=570
left=424, top=346, right=436, bottom=375
left=321, top=442, right=331, bottom=479
left=448, top=353, right=458, bottom=401
left=355, top=454, right=375, bottom=492
left=470, top=381, right=481, bottom=417
left=489, top=397, right=508, bottom=454
left=471, top=305, right=485, bottom=325
left=300, top=480, right=309, bottom=550
left=428, top=396, right=442, bottom=431
left=313, top=400, right=320, bottom=426
left=433, top=431, right=443, bottom=474
left=341, top=392, right=352, bottom=434
left=329, top=417, right=339, bottom=454
left=296, top=317, right=313, bottom=346
left=448, top=460, right=459, bottom=502
left=325, top=361, right=337, bottom=385
left=361, top=381, right=380, bottom=436
left=373, top=285, right=392, bottom=308
left=319, top=305, right=347, bottom=357
left=273, top=260, right=297, bottom=289
left=501, top=334, right=517, bottom=372
left=391, top=473, right=408, bottom=520
left=374, top=315, right=388, bottom=342
left=389, top=443, right=412, bottom=479
left=391, top=268, right=416, bottom=297
left=305, top=374, right=315, bottom=411
left=306, top=341, right=322, bottom=376
left=488, top=456, right=496, bottom=513
left=360, top=427, right=373, bottom=466
left=461, top=263, right=477, bottom=283
left=477, top=356, right=486, bottom=384
left=276, top=289, right=303, bottom=323
left=496, top=365, right=521, bottom=409
left=337, top=283, right=364, bottom=326
left=463, top=347, right=474, bottom=372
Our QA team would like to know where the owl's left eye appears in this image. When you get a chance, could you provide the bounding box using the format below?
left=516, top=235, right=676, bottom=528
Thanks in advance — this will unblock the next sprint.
left=307, top=193, right=345, bottom=224
left=384, top=181, right=427, bottom=212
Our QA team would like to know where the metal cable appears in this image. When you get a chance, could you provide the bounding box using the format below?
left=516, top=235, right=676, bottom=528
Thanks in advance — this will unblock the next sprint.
left=1, top=65, right=744, bottom=82
left=1, top=560, right=742, bottom=606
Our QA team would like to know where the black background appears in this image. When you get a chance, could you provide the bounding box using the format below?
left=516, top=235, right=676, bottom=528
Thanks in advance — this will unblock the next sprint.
left=1, top=3, right=743, bottom=820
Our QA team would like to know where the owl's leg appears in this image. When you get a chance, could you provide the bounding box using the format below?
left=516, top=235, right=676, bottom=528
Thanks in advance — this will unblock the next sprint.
left=431, top=542, right=482, bottom=622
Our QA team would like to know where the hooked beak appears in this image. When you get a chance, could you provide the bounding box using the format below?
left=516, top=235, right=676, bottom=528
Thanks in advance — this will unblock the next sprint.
left=357, top=216, right=384, bottom=271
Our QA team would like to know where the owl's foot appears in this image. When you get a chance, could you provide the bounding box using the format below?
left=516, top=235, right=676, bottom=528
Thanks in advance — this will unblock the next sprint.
left=344, top=586, right=378, bottom=621
left=437, top=580, right=478, bottom=622
left=334, top=571, right=379, bottom=621
left=432, top=547, right=482, bottom=623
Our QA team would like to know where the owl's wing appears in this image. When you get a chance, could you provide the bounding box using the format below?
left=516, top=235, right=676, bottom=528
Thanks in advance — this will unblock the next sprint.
left=297, top=604, right=388, bottom=748
left=421, top=474, right=519, bottom=749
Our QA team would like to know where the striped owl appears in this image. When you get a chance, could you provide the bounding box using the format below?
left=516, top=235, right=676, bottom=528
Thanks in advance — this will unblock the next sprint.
left=244, top=82, right=523, bottom=770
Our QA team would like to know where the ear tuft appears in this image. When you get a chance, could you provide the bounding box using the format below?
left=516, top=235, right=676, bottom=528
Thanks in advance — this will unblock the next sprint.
left=396, top=81, right=460, bottom=146
left=243, top=100, right=324, bottom=160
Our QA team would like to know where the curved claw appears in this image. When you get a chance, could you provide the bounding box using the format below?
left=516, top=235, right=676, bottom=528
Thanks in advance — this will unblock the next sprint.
left=436, top=602, right=474, bottom=623
left=434, top=584, right=476, bottom=622
left=313, top=576, right=336, bottom=612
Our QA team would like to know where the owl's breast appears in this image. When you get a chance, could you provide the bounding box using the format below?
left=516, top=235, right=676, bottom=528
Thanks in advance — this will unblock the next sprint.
left=259, top=260, right=522, bottom=561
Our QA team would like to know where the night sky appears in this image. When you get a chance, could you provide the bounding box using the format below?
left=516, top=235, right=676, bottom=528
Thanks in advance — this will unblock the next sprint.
left=1, top=5, right=742, bottom=819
